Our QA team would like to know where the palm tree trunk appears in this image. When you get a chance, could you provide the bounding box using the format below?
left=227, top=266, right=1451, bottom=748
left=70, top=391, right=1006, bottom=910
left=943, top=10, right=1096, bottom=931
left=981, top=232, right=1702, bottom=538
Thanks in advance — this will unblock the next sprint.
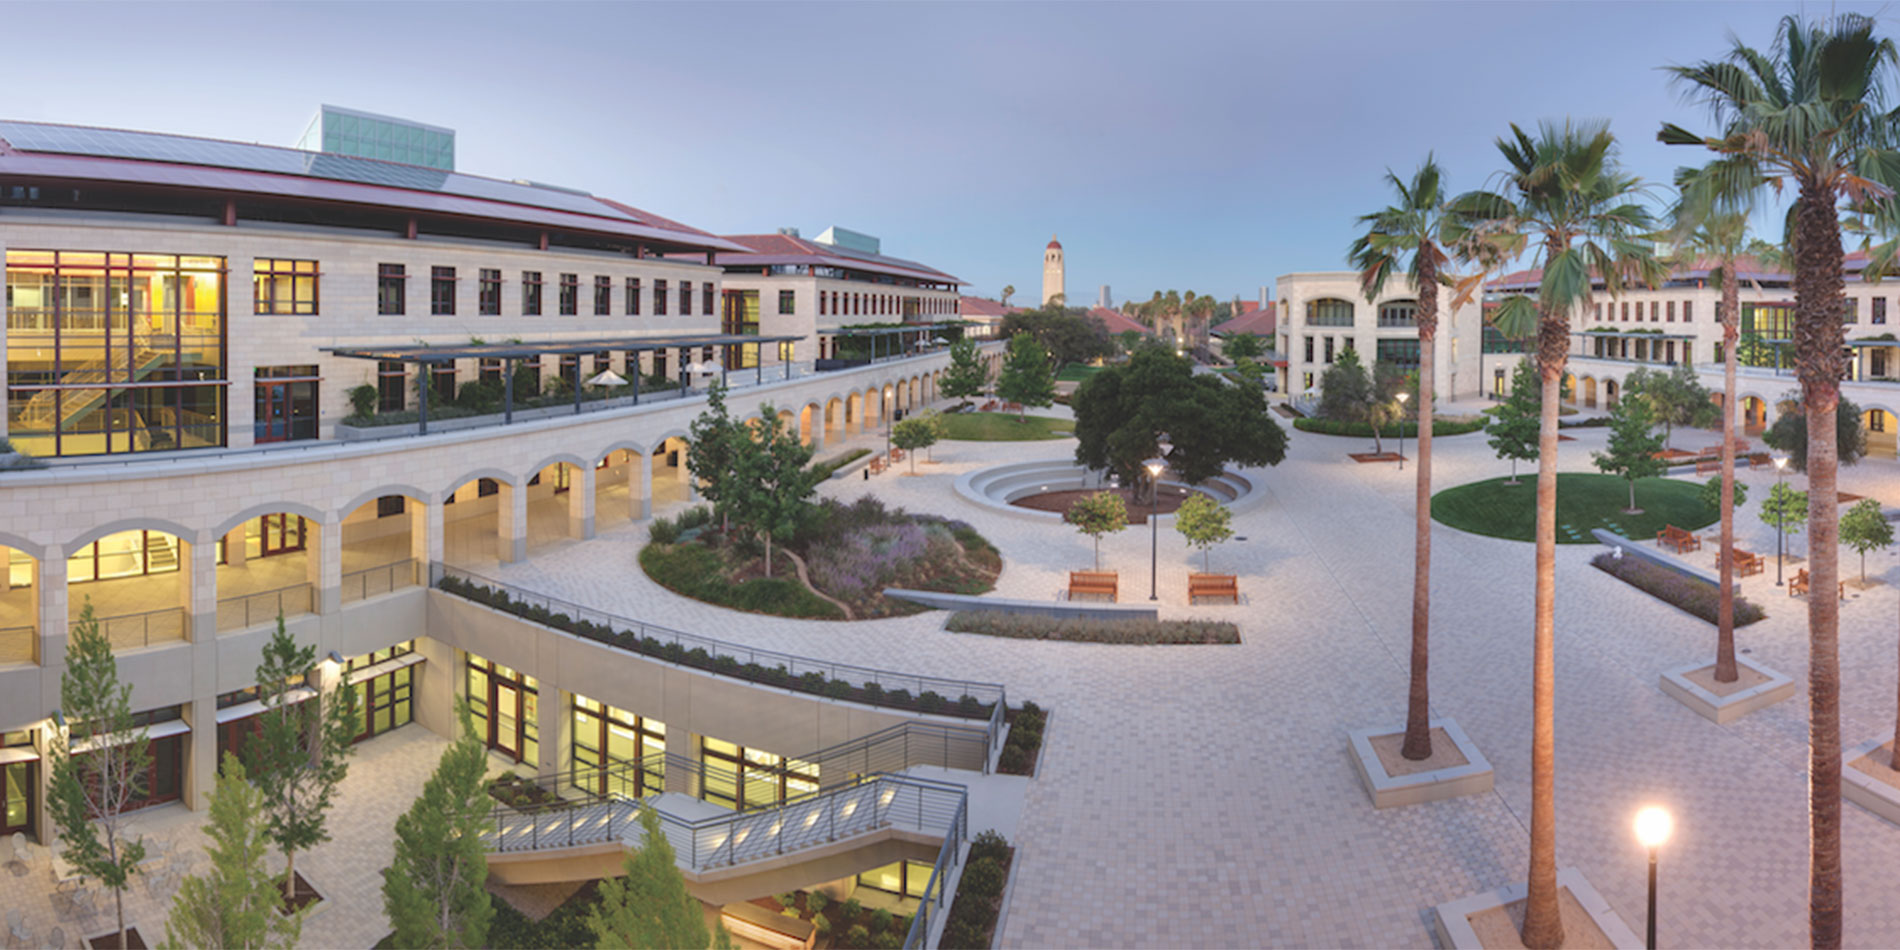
left=1794, top=180, right=1843, bottom=950
left=1401, top=278, right=1437, bottom=761
left=1521, top=317, right=1566, bottom=950
left=1717, top=271, right=1739, bottom=682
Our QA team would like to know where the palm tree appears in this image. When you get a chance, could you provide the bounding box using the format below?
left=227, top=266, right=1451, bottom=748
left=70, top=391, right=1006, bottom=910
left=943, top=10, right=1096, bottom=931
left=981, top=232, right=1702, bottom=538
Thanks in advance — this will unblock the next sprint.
left=1453, top=121, right=1664, bottom=948
left=1000, top=284, right=1015, bottom=308
left=1663, top=17, right=1900, bottom=945
left=1666, top=184, right=1758, bottom=686
left=1187, top=293, right=1216, bottom=349
left=1349, top=156, right=1455, bottom=763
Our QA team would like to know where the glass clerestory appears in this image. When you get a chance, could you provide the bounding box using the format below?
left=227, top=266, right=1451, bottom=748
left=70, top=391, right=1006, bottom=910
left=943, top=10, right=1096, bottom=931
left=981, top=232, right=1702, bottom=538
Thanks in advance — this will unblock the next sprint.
left=5, top=250, right=226, bottom=457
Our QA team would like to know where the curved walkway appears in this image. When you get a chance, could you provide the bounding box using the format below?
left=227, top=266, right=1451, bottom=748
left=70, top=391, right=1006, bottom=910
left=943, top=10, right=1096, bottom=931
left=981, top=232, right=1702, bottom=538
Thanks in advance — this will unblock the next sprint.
left=475, top=415, right=1900, bottom=948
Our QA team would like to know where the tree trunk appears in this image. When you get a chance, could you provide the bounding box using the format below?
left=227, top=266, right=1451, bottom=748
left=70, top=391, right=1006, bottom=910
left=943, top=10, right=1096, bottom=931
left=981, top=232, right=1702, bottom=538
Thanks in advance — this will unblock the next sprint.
left=285, top=847, right=297, bottom=902
left=1717, top=269, right=1740, bottom=682
left=1629, top=476, right=1637, bottom=513
left=1094, top=538, right=1101, bottom=572
left=1401, top=271, right=1437, bottom=761
left=1794, top=179, right=1844, bottom=950
left=1520, top=310, right=1566, bottom=949
left=763, top=534, right=773, bottom=579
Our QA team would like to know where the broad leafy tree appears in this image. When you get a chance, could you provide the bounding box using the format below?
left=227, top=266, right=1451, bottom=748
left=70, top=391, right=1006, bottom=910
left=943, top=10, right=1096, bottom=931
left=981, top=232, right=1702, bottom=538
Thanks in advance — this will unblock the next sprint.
left=1625, top=363, right=1717, bottom=449
left=1840, top=498, right=1893, bottom=584
left=998, top=305, right=1113, bottom=366
left=1073, top=344, right=1287, bottom=499
left=1593, top=397, right=1667, bottom=513
left=383, top=701, right=494, bottom=950
left=50, top=600, right=150, bottom=949
left=939, top=338, right=988, bottom=404
left=161, top=755, right=303, bottom=950
left=725, top=403, right=820, bottom=577
left=1762, top=481, right=1810, bottom=545
left=1663, top=17, right=1900, bottom=941
left=1764, top=393, right=1868, bottom=473
left=1697, top=475, right=1748, bottom=513
left=1222, top=332, right=1265, bottom=361
left=1350, top=155, right=1461, bottom=762
left=1486, top=360, right=1543, bottom=484
left=1452, top=119, right=1664, bottom=947
left=1174, top=493, right=1234, bottom=573
left=1064, top=492, right=1127, bottom=570
left=588, top=808, right=725, bottom=950
left=1317, top=347, right=1375, bottom=424
left=686, top=382, right=741, bottom=531
left=891, top=414, right=939, bottom=474
left=248, top=617, right=359, bottom=904
left=995, top=333, right=1056, bottom=420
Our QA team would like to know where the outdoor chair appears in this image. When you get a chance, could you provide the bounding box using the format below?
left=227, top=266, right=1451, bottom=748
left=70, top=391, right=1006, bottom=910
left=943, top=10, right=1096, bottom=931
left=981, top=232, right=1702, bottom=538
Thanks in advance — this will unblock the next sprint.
left=8, top=909, right=32, bottom=949
left=42, top=926, right=63, bottom=950
left=0, top=832, right=19, bottom=872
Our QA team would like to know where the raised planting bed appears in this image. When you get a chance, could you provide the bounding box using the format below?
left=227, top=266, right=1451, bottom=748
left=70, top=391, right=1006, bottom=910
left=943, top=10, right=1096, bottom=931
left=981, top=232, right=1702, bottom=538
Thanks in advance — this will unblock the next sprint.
left=1433, top=867, right=1640, bottom=949
left=274, top=869, right=323, bottom=917
left=1591, top=551, right=1765, bottom=627
left=1659, top=657, right=1794, bottom=723
left=1347, top=718, right=1493, bottom=809
left=940, top=830, right=1015, bottom=949
left=1433, top=473, right=1714, bottom=544
left=939, top=412, right=1073, bottom=441
left=812, top=447, right=873, bottom=480
left=436, top=574, right=999, bottom=721
left=943, top=610, right=1238, bottom=645
left=750, top=890, right=911, bottom=950
left=487, top=773, right=565, bottom=811
left=998, top=702, right=1047, bottom=776
left=1292, top=416, right=1485, bottom=438
left=85, top=930, right=148, bottom=950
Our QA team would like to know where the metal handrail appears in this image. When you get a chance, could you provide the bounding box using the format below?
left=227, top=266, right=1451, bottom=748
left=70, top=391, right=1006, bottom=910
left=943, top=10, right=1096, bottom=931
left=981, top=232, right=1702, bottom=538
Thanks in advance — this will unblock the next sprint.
left=903, top=792, right=969, bottom=949
left=0, top=624, right=36, bottom=664
left=440, top=567, right=1007, bottom=715
left=74, top=606, right=187, bottom=648
left=340, top=558, right=418, bottom=604
left=216, top=581, right=312, bottom=632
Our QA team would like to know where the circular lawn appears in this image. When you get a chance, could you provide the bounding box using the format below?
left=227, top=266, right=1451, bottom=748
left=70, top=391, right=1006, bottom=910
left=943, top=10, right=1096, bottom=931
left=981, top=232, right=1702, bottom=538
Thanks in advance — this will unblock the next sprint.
left=1431, top=473, right=1714, bottom=544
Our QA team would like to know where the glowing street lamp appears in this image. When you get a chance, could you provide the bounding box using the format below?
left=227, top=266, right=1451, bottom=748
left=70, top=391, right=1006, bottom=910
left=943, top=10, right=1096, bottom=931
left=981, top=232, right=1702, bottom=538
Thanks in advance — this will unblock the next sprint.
left=1145, top=433, right=1171, bottom=601
left=1396, top=391, right=1411, bottom=471
left=1634, top=805, right=1672, bottom=950
left=1772, top=452, right=1790, bottom=586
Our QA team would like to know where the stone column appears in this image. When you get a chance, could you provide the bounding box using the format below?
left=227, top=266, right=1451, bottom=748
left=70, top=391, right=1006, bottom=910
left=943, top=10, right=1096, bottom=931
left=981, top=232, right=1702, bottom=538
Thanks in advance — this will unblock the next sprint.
left=223, top=527, right=247, bottom=569
left=414, top=498, right=443, bottom=585
left=499, top=485, right=528, bottom=564
left=666, top=732, right=704, bottom=798
left=36, top=552, right=66, bottom=670
left=632, top=453, right=651, bottom=522
left=539, top=687, right=565, bottom=779
left=569, top=466, right=595, bottom=540
left=183, top=536, right=217, bottom=642
left=312, top=514, right=341, bottom=615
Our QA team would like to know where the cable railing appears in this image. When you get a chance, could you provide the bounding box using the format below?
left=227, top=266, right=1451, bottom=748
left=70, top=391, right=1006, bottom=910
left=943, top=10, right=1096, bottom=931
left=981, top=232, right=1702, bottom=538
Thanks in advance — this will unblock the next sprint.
left=341, top=558, right=419, bottom=604
left=216, top=581, right=312, bottom=632
left=439, top=568, right=1007, bottom=723
left=0, top=624, right=35, bottom=664
left=902, top=793, right=968, bottom=950
left=76, top=606, right=187, bottom=649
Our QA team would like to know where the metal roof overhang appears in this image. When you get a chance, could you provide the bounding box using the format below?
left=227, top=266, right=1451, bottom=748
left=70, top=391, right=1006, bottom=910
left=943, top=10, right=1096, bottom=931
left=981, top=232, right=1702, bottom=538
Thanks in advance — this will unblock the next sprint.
left=818, top=322, right=971, bottom=337
left=0, top=151, right=748, bottom=253
left=1574, top=331, right=1697, bottom=340
left=323, top=333, right=805, bottom=364
left=718, top=252, right=963, bottom=285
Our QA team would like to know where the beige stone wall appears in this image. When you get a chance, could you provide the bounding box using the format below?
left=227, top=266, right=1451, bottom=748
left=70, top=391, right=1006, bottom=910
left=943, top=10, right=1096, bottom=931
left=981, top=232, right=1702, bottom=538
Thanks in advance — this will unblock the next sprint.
left=1276, top=271, right=1484, bottom=401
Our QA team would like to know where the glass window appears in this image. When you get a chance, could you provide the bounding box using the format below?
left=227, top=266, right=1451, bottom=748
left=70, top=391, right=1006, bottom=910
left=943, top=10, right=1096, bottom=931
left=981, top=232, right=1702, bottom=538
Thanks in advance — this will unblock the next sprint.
left=1847, top=297, right=1861, bottom=324
left=626, top=277, right=641, bottom=316
left=522, top=271, right=543, bottom=316
left=377, top=361, right=406, bottom=412
left=479, top=269, right=501, bottom=315
left=1666, top=301, right=1676, bottom=322
left=430, top=267, right=456, bottom=316
left=819, top=290, right=828, bottom=316
left=253, top=366, right=318, bottom=443
left=679, top=281, right=693, bottom=316
left=252, top=259, right=317, bottom=315
left=430, top=363, right=456, bottom=404
left=1306, top=298, right=1353, bottom=326
left=1877, top=298, right=1889, bottom=325
left=779, top=289, right=796, bottom=315
left=1683, top=301, right=1693, bottom=323
left=568, top=695, right=665, bottom=800
left=704, top=283, right=715, bottom=315
left=654, top=280, right=668, bottom=316
left=378, top=264, right=405, bottom=315
left=559, top=273, right=578, bottom=315
left=594, top=276, right=612, bottom=316
left=698, top=737, right=817, bottom=810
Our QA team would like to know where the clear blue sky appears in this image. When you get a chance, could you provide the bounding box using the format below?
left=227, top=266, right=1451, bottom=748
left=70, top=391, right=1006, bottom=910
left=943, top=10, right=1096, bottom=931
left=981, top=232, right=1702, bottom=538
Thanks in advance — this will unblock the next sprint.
left=0, top=2, right=1871, bottom=306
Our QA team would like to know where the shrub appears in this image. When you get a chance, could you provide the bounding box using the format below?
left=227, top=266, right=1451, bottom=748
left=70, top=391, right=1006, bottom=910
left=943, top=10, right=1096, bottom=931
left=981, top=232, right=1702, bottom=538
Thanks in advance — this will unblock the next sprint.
left=970, top=829, right=1009, bottom=865
left=944, top=611, right=1240, bottom=645
left=1292, top=415, right=1484, bottom=438
left=873, top=930, right=903, bottom=950
left=811, top=447, right=872, bottom=480
left=942, top=918, right=986, bottom=950
left=918, top=690, right=945, bottom=713
left=806, top=890, right=828, bottom=915
left=814, top=914, right=832, bottom=935
left=648, top=517, right=683, bottom=545
left=776, top=892, right=797, bottom=910
left=846, top=925, right=871, bottom=949
left=885, top=688, right=911, bottom=707
left=871, top=909, right=893, bottom=933
left=997, top=745, right=1030, bottom=773
left=1589, top=551, right=1766, bottom=626
left=346, top=383, right=379, bottom=418
left=843, top=898, right=863, bottom=921
left=962, top=856, right=1006, bottom=898
left=825, top=678, right=854, bottom=700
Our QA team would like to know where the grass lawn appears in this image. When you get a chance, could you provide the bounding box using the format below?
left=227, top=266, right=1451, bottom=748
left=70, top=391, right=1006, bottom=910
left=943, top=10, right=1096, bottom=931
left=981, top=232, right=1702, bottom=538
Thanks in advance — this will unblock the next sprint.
left=940, top=412, right=1072, bottom=441
left=1056, top=363, right=1105, bottom=382
left=1432, top=473, right=1714, bottom=544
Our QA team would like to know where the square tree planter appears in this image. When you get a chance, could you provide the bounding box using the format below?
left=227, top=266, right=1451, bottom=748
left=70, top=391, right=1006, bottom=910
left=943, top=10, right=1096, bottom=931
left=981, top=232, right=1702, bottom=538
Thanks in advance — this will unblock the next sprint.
left=1843, top=737, right=1900, bottom=826
left=1432, top=867, right=1642, bottom=949
left=1658, top=656, right=1795, bottom=724
left=1347, top=717, right=1492, bottom=809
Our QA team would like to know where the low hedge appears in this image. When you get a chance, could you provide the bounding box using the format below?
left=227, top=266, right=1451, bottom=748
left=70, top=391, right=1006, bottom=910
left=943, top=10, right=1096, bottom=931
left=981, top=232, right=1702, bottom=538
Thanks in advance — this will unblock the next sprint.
left=997, top=701, right=1046, bottom=776
left=812, top=447, right=872, bottom=480
left=939, top=830, right=1015, bottom=949
left=640, top=542, right=844, bottom=619
left=944, top=611, right=1238, bottom=645
left=1292, top=416, right=1485, bottom=438
left=436, top=574, right=998, bottom=719
left=1589, top=551, right=1765, bottom=626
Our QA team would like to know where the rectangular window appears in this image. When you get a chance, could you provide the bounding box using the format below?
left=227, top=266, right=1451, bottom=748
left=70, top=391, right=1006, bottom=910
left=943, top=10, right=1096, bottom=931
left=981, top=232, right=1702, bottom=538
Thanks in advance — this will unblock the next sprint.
left=253, top=365, right=318, bottom=443
left=1303, top=372, right=1314, bottom=391
left=522, top=271, right=543, bottom=315
left=559, top=273, right=578, bottom=315
left=820, top=291, right=829, bottom=316
left=252, top=258, right=318, bottom=315
left=376, top=495, right=405, bottom=518
left=431, top=266, right=456, bottom=315
left=479, top=268, right=501, bottom=315
left=431, top=363, right=456, bottom=404
left=703, top=283, right=715, bottom=315
left=654, top=279, right=668, bottom=316
left=594, top=276, right=612, bottom=316
left=1877, top=298, right=1889, bottom=325
left=1303, top=336, right=1314, bottom=362
left=1847, top=297, right=1860, bottom=324
left=1683, top=301, right=1693, bottom=323
left=377, top=361, right=405, bottom=412
left=378, top=263, right=406, bottom=315
left=1666, top=301, right=1675, bottom=322
left=1594, top=303, right=1602, bottom=322
left=1323, top=336, right=1335, bottom=363
left=779, top=289, right=796, bottom=314
left=626, top=277, right=641, bottom=316
left=680, top=281, right=693, bottom=316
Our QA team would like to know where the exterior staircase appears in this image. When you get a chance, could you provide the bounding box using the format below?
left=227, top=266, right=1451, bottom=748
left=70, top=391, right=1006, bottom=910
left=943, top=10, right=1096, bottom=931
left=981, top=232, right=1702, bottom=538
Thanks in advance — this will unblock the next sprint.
left=17, top=344, right=172, bottom=431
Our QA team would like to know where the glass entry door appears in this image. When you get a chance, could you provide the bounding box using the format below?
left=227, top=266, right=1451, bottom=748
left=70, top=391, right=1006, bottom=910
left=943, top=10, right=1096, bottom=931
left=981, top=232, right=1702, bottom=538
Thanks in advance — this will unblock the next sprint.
left=1, top=760, right=33, bottom=839
left=467, top=656, right=537, bottom=764
left=252, top=377, right=317, bottom=443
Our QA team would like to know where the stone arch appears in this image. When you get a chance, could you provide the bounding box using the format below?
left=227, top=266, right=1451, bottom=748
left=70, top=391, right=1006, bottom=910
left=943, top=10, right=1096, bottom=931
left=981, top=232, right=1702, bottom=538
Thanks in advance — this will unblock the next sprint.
left=1863, top=405, right=1900, bottom=459
left=1739, top=394, right=1771, bottom=434
left=1580, top=376, right=1598, bottom=409
left=0, top=529, right=49, bottom=562
left=593, top=439, right=651, bottom=468
left=523, top=452, right=590, bottom=481
left=211, top=500, right=328, bottom=541
left=798, top=401, right=822, bottom=448
left=66, top=517, right=200, bottom=554
left=1603, top=377, right=1619, bottom=408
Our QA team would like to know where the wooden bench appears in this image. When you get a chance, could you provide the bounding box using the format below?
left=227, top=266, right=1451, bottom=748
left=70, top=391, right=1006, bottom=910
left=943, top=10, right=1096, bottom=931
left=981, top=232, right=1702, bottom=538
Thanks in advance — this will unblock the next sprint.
left=1188, top=573, right=1238, bottom=604
left=867, top=455, right=888, bottom=475
left=1731, top=549, right=1764, bottom=579
left=980, top=400, right=999, bottom=412
left=1068, top=571, right=1118, bottom=602
left=1696, top=458, right=1721, bottom=476
left=1657, top=525, right=1701, bottom=554
left=1002, top=401, right=1023, bottom=412
left=890, top=447, right=905, bottom=463
left=1789, top=568, right=1846, bottom=601
left=720, top=902, right=816, bottom=950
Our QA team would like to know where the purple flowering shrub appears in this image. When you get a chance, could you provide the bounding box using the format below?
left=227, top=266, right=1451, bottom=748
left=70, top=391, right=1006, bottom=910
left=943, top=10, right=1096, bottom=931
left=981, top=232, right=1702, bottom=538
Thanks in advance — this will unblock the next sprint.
left=1590, top=551, right=1765, bottom=626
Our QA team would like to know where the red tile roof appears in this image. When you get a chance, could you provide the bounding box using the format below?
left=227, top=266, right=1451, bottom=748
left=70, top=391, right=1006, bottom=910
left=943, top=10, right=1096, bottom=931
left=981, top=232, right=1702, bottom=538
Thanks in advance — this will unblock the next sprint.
left=1087, top=306, right=1148, bottom=336
left=716, top=233, right=962, bottom=284
left=1212, top=302, right=1276, bottom=337
left=1047, top=235, right=1062, bottom=249
left=958, top=296, right=1019, bottom=318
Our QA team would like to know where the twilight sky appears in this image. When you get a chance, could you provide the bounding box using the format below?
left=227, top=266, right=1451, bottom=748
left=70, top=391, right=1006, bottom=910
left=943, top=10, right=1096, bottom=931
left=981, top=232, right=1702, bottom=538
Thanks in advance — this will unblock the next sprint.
left=0, top=2, right=1874, bottom=306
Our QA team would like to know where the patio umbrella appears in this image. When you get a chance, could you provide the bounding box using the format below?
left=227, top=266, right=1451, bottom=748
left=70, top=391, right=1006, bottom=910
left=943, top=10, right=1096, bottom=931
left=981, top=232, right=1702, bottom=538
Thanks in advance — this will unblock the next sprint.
left=586, top=369, right=628, bottom=388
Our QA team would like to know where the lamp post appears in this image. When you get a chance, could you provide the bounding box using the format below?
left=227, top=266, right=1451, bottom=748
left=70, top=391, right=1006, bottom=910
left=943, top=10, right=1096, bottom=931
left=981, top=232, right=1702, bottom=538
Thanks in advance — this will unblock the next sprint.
left=1634, top=805, right=1672, bottom=950
left=1773, top=452, right=1789, bottom=586
left=1395, top=391, right=1410, bottom=471
left=1145, top=433, right=1171, bottom=602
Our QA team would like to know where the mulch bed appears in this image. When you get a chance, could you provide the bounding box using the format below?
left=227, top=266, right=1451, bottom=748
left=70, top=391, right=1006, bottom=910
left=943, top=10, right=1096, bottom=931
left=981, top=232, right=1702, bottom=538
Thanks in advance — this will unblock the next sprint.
left=1010, top=486, right=1204, bottom=524
left=1557, top=434, right=1577, bottom=442
left=87, top=930, right=147, bottom=950
left=277, top=869, right=322, bottom=915
left=1839, top=492, right=1865, bottom=504
left=1652, top=448, right=1698, bottom=460
left=1348, top=452, right=1406, bottom=464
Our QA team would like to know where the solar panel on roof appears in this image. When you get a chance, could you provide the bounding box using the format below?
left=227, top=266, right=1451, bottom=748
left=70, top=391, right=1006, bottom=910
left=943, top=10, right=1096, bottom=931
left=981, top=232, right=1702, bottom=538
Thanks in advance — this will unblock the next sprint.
left=0, top=120, right=637, bottom=224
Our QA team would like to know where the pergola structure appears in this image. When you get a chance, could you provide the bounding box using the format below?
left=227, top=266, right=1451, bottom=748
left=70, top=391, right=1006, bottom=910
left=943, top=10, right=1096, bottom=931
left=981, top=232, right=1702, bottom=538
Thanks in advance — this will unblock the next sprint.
left=1759, top=337, right=1900, bottom=383
left=1572, top=329, right=1699, bottom=367
left=324, top=333, right=803, bottom=433
left=820, top=322, right=971, bottom=364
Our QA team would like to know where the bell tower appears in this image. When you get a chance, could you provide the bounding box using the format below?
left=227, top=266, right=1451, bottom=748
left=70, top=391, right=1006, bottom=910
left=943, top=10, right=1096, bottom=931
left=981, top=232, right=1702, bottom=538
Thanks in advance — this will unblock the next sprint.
left=1041, top=235, right=1065, bottom=306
